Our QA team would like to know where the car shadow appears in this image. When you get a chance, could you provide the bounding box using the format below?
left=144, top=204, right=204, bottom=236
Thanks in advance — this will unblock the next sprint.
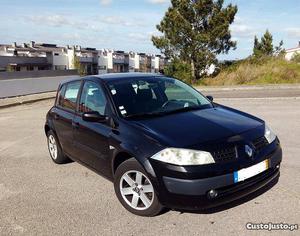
left=168, top=175, right=279, bottom=215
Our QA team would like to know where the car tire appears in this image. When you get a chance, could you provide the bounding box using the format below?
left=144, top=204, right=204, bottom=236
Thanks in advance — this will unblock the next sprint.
left=47, top=130, right=70, bottom=164
left=114, top=158, right=163, bottom=217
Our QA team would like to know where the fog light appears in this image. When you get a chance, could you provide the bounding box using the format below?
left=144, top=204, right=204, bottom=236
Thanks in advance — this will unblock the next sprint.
left=207, top=189, right=218, bottom=199
left=276, top=164, right=280, bottom=169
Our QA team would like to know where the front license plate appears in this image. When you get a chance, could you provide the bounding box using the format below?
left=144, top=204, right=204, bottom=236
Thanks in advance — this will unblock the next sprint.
left=234, top=159, right=269, bottom=183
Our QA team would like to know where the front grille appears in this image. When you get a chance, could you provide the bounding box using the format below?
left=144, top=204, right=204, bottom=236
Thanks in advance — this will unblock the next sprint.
left=211, top=146, right=237, bottom=163
left=253, top=136, right=269, bottom=152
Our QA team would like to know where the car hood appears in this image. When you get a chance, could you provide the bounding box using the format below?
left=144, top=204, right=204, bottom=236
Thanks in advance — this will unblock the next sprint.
left=131, top=106, right=263, bottom=147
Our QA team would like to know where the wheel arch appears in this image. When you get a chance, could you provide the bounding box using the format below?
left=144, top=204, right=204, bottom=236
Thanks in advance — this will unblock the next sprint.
left=112, top=151, right=133, bottom=176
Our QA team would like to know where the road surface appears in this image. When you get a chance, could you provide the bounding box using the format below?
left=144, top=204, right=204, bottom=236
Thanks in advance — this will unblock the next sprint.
left=0, top=93, right=299, bottom=235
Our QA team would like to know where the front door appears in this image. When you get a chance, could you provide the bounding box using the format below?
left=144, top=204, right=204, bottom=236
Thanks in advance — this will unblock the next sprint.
left=73, top=80, right=111, bottom=177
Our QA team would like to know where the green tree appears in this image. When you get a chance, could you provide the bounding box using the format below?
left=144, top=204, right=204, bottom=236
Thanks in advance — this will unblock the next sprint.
left=73, top=55, right=86, bottom=76
left=164, top=59, right=193, bottom=84
left=152, top=0, right=237, bottom=81
left=253, top=35, right=262, bottom=56
left=253, top=30, right=284, bottom=57
left=6, top=65, right=15, bottom=72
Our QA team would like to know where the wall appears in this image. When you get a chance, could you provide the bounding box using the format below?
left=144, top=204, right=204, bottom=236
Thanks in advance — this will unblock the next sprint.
left=0, top=56, right=48, bottom=68
left=285, top=49, right=300, bottom=61
left=52, top=53, right=68, bottom=69
left=0, top=75, right=80, bottom=98
left=0, top=70, right=78, bottom=80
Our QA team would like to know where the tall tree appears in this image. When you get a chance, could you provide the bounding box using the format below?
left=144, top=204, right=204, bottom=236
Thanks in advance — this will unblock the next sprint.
left=260, top=30, right=273, bottom=55
left=152, top=0, right=238, bottom=80
left=253, top=35, right=261, bottom=56
left=253, top=30, right=284, bottom=57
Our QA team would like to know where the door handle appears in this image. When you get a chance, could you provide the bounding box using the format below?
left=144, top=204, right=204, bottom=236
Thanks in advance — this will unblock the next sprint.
left=72, top=122, right=80, bottom=129
left=54, top=114, right=60, bottom=120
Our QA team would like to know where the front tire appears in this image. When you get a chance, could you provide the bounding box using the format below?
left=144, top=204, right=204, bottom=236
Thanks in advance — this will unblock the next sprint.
left=114, top=158, right=163, bottom=216
left=47, top=130, right=70, bottom=164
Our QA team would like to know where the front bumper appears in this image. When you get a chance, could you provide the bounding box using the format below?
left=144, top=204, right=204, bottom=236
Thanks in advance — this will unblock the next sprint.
left=149, top=142, right=282, bottom=210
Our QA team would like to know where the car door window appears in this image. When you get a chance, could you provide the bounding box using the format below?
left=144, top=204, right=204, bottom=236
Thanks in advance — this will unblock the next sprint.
left=79, top=81, right=107, bottom=115
left=56, top=84, right=66, bottom=107
left=60, top=81, right=81, bottom=111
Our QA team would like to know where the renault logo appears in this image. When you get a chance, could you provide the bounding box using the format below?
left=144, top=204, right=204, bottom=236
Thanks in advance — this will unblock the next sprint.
left=245, top=145, right=254, bottom=158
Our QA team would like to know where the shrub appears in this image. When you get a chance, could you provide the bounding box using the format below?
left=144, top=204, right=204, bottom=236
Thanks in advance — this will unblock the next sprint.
left=291, top=52, right=300, bottom=63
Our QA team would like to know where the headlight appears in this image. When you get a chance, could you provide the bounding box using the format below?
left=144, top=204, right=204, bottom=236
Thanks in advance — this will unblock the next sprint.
left=264, top=124, right=276, bottom=144
left=150, top=148, right=215, bottom=166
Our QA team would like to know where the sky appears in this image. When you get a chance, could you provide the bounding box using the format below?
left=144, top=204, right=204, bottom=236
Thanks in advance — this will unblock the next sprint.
left=0, top=0, right=300, bottom=60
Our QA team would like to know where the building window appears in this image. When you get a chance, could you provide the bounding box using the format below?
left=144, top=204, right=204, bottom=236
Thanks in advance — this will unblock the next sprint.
left=27, top=66, right=34, bottom=71
left=98, top=66, right=107, bottom=70
left=55, top=65, right=67, bottom=70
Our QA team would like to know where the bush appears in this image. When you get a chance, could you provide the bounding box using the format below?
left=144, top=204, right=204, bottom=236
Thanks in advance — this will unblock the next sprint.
left=163, top=59, right=193, bottom=84
left=291, top=52, right=300, bottom=63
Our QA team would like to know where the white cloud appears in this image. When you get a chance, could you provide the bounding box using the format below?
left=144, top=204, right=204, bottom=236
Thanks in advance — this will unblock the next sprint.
left=128, top=31, right=158, bottom=42
left=285, top=27, right=300, bottom=38
left=100, top=0, right=112, bottom=6
left=25, top=14, right=102, bottom=31
left=148, top=0, right=169, bottom=4
left=230, top=24, right=255, bottom=38
left=101, top=16, right=133, bottom=26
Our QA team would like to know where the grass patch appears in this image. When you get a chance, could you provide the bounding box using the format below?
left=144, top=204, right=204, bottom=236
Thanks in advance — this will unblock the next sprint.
left=199, top=57, right=300, bottom=86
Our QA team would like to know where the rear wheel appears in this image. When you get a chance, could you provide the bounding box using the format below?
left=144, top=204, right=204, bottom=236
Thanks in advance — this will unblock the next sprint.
left=114, top=158, right=163, bottom=216
left=47, top=130, right=70, bottom=164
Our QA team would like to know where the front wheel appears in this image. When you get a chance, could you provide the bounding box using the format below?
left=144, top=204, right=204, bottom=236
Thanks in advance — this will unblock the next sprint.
left=114, top=158, right=163, bottom=216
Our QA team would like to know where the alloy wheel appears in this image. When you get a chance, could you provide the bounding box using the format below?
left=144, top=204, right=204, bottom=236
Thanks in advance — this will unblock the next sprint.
left=48, top=135, right=58, bottom=160
left=119, top=170, right=154, bottom=210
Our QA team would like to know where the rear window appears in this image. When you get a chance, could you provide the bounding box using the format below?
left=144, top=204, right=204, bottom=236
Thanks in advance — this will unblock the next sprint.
left=57, top=81, right=81, bottom=111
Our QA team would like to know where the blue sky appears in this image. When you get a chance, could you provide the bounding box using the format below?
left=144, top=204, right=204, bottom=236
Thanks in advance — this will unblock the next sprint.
left=0, top=0, right=300, bottom=59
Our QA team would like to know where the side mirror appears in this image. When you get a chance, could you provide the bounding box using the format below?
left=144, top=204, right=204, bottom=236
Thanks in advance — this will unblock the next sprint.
left=82, top=111, right=107, bottom=123
left=207, top=95, right=214, bottom=102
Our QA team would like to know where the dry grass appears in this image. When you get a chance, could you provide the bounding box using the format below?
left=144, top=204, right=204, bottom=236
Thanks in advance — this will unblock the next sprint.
left=199, top=57, right=300, bottom=86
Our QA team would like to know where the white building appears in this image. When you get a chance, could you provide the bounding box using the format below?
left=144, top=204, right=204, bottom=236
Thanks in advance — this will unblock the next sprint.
left=129, top=52, right=140, bottom=72
left=285, top=42, right=300, bottom=61
left=151, top=55, right=160, bottom=73
left=0, top=41, right=168, bottom=74
left=98, top=49, right=113, bottom=74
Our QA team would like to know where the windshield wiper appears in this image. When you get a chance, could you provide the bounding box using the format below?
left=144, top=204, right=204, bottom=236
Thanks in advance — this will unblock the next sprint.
left=125, top=106, right=204, bottom=119
left=125, top=111, right=166, bottom=119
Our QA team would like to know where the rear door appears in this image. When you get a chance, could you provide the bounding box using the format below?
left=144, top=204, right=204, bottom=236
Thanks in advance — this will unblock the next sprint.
left=52, top=80, right=82, bottom=157
left=72, top=80, right=112, bottom=177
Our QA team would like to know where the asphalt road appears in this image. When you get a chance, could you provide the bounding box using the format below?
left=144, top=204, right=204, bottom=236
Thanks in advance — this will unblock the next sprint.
left=0, top=94, right=299, bottom=235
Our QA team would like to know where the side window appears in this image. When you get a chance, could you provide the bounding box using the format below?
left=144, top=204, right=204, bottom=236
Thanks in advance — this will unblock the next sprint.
left=79, top=81, right=107, bottom=115
left=56, top=85, right=66, bottom=107
left=59, top=81, right=81, bottom=111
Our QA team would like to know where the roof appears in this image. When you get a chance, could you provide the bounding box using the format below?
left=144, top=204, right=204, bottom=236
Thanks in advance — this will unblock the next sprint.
left=59, top=73, right=164, bottom=87
left=286, top=47, right=300, bottom=53
left=90, top=72, right=162, bottom=81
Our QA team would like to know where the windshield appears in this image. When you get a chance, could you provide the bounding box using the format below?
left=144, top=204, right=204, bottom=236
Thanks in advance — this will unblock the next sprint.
left=107, top=76, right=212, bottom=118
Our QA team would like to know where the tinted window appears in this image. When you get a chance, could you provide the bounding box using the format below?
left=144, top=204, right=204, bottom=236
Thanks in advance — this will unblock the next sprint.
left=79, top=81, right=107, bottom=115
left=107, top=77, right=212, bottom=118
left=60, top=81, right=81, bottom=111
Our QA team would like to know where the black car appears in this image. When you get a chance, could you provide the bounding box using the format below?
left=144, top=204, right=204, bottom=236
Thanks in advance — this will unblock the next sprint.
left=45, top=73, right=282, bottom=216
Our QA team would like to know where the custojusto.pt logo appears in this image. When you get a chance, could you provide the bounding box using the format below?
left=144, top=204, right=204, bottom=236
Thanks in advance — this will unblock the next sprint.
left=246, top=222, right=298, bottom=231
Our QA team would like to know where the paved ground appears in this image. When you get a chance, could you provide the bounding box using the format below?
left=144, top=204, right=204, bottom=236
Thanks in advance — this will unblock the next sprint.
left=0, top=93, right=300, bottom=235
